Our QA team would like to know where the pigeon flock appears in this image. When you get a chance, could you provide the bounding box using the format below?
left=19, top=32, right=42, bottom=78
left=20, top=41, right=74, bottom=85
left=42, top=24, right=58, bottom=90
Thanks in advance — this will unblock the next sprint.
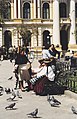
left=0, top=75, right=77, bottom=118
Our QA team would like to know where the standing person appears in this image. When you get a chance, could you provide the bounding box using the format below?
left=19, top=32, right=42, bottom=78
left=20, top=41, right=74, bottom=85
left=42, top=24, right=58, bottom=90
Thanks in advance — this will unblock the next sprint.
left=14, top=48, right=30, bottom=91
left=25, top=46, right=29, bottom=58
left=8, top=45, right=13, bottom=62
left=49, top=44, right=60, bottom=59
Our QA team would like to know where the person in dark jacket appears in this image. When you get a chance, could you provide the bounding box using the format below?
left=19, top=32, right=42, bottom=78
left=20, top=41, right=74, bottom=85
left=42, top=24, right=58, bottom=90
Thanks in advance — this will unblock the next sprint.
left=14, top=48, right=30, bottom=91
left=49, top=44, right=60, bottom=59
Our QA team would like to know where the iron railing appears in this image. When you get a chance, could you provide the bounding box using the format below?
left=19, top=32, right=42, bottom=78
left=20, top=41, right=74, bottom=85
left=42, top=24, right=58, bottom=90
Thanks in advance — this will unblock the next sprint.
left=56, top=60, right=77, bottom=93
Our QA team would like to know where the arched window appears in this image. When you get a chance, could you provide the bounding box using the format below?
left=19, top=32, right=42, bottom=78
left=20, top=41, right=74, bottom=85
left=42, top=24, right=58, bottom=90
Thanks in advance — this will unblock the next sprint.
left=59, top=3, right=67, bottom=18
left=75, top=3, right=77, bottom=18
left=23, top=2, right=30, bottom=19
left=43, top=30, right=50, bottom=46
left=42, top=3, right=50, bottom=19
left=4, top=30, right=12, bottom=49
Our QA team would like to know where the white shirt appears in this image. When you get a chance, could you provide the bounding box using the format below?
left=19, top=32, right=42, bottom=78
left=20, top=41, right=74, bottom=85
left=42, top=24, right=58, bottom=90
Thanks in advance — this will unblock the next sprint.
left=42, top=49, right=53, bottom=59
left=36, top=65, right=55, bottom=81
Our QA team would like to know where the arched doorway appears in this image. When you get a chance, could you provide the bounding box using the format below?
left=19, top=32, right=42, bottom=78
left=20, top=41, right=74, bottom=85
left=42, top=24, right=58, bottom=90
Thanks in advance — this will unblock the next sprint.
left=4, top=30, right=12, bottom=49
left=43, top=30, right=51, bottom=47
left=60, top=30, right=68, bottom=50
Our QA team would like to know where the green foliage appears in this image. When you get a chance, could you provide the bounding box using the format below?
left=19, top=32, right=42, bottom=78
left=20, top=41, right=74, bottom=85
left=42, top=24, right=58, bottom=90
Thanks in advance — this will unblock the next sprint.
left=0, top=0, right=11, bottom=20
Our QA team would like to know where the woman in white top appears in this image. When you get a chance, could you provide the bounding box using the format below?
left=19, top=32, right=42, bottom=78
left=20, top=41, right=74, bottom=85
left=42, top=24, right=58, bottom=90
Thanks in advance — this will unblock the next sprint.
left=42, top=45, right=53, bottom=59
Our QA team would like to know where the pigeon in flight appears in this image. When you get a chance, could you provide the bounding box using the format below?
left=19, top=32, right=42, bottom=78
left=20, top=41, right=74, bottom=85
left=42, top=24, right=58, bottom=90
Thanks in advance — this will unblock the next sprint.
left=71, top=106, right=77, bottom=114
left=5, top=103, right=16, bottom=110
left=27, top=108, right=38, bottom=117
left=8, top=76, right=13, bottom=80
left=17, top=90, right=22, bottom=99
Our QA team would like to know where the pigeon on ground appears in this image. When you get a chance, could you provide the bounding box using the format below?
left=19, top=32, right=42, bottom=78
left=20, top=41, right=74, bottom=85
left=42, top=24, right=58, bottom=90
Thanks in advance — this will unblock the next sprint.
left=11, top=89, right=16, bottom=96
left=0, top=86, right=4, bottom=92
left=27, top=108, right=38, bottom=117
left=51, top=96, right=61, bottom=105
left=5, top=88, right=11, bottom=94
left=0, top=91, right=3, bottom=96
left=47, top=95, right=61, bottom=107
left=17, top=90, right=22, bottom=99
left=7, top=94, right=16, bottom=101
left=8, top=76, right=13, bottom=80
left=71, top=106, right=77, bottom=114
left=5, top=103, right=16, bottom=110
left=7, top=89, right=16, bottom=101
left=48, top=99, right=60, bottom=107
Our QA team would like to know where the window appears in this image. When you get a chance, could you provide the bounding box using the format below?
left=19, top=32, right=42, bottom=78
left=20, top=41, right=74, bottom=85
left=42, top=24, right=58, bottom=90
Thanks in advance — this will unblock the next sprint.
left=75, top=3, right=77, bottom=18
left=42, top=3, right=50, bottom=19
left=59, top=3, right=67, bottom=18
left=23, top=2, right=30, bottom=19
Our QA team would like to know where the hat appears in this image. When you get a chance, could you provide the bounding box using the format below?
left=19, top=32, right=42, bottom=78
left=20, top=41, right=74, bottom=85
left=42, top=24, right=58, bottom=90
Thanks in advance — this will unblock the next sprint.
left=43, top=59, right=51, bottom=64
left=49, top=57, right=55, bottom=61
left=38, top=58, right=45, bottom=63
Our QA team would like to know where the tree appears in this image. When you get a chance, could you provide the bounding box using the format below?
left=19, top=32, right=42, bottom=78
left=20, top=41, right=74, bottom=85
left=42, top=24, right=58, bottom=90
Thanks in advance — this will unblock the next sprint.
left=0, top=0, right=11, bottom=20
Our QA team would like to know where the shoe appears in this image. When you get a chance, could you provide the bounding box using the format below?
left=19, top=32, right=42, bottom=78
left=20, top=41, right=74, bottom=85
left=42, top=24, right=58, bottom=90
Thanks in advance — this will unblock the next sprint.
left=25, top=88, right=30, bottom=92
left=21, top=88, right=26, bottom=92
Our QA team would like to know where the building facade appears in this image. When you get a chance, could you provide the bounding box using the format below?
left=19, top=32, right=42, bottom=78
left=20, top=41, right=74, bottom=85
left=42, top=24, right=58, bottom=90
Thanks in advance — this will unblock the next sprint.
left=0, top=0, right=77, bottom=51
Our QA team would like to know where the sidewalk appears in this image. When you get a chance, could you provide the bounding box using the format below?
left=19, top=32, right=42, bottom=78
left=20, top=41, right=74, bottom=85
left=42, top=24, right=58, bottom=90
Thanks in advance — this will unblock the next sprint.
left=0, top=60, right=77, bottom=119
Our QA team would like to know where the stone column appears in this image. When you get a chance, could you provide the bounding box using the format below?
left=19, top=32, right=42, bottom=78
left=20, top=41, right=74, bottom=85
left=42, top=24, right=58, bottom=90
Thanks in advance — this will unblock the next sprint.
left=0, top=27, right=2, bottom=46
left=14, top=0, right=17, bottom=18
left=18, top=0, right=21, bottom=18
left=38, top=27, right=42, bottom=46
left=31, top=1, right=33, bottom=19
left=53, top=0, right=60, bottom=45
left=50, top=1, right=53, bottom=19
left=69, top=0, right=76, bottom=44
left=11, top=2, right=14, bottom=19
left=37, top=0, right=40, bottom=18
left=34, top=0, right=36, bottom=18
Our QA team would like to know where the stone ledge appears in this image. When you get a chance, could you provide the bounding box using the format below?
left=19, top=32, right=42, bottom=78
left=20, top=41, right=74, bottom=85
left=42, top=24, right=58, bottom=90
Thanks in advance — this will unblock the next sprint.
left=64, top=90, right=77, bottom=100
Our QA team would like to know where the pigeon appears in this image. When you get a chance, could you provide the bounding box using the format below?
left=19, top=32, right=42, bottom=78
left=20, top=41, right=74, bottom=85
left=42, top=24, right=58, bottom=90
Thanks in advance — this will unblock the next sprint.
left=47, top=95, right=61, bottom=107
left=48, top=100, right=60, bottom=107
left=11, top=89, right=16, bottom=96
left=5, top=103, right=16, bottom=110
left=27, top=108, right=38, bottom=117
left=71, top=106, right=77, bottom=114
left=5, top=88, right=11, bottom=94
left=0, top=91, right=3, bottom=96
left=51, top=96, right=61, bottom=105
left=8, top=76, right=13, bottom=80
left=17, top=90, right=22, bottom=99
left=7, top=94, right=16, bottom=101
left=7, top=89, right=16, bottom=101
left=0, top=86, right=4, bottom=92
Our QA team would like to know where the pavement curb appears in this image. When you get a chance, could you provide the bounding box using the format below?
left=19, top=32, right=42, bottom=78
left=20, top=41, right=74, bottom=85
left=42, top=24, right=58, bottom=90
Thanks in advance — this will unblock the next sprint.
left=64, top=90, right=77, bottom=100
